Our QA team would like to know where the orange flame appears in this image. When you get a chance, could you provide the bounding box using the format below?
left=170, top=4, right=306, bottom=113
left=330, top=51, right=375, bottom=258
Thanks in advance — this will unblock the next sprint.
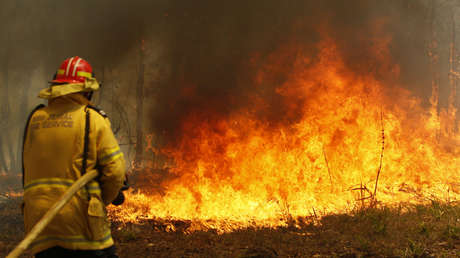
left=110, top=35, right=459, bottom=232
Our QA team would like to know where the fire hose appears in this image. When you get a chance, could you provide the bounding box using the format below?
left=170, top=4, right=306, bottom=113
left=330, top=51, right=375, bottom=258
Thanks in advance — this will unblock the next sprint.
left=6, top=170, right=98, bottom=258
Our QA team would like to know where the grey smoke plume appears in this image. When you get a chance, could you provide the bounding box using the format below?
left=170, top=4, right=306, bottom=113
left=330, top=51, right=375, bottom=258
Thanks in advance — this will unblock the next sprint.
left=149, top=0, right=435, bottom=143
left=0, top=0, right=453, bottom=169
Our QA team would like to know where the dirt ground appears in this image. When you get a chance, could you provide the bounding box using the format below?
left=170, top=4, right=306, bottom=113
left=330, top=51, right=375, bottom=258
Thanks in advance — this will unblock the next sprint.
left=1, top=196, right=459, bottom=258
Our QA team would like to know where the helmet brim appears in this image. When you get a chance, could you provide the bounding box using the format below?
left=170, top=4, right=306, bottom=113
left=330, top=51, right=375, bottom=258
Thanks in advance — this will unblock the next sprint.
left=49, top=79, right=84, bottom=84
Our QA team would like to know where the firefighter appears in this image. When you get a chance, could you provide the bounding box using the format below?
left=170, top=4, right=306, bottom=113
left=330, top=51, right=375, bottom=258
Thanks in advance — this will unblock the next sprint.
left=22, top=56, right=126, bottom=258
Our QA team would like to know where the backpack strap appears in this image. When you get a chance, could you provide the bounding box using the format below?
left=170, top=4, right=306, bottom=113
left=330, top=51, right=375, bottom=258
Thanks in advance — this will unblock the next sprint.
left=82, top=106, right=90, bottom=177
left=22, top=104, right=46, bottom=187
left=81, top=106, right=95, bottom=200
left=87, top=105, right=107, bottom=119
left=83, top=104, right=108, bottom=176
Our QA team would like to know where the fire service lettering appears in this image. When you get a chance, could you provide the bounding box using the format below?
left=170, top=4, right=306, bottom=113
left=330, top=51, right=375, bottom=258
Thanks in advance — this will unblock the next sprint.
left=31, top=113, right=73, bottom=129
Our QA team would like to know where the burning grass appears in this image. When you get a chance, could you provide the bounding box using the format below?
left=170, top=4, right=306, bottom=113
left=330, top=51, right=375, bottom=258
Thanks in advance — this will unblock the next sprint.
left=110, top=36, right=459, bottom=232
left=111, top=199, right=460, bottom=257
left=106, top=31, right=459, bottom=256
left=0, top=186, right=458, bottom=257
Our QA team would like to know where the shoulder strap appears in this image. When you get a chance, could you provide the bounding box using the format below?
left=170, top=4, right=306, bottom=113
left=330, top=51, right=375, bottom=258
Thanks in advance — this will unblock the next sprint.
left=82, top=106, right=93, bottom=201
left=83, top=105, right=108, bottom=176
left=87, top=105, right=108, bottom=118
left=22, top=104, right=46, bottom=187
left=82, top=106, right=90, bottom=177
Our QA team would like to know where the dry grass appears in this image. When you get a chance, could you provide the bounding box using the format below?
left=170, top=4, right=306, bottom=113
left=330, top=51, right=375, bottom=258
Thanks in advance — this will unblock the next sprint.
left=0, top=195, right=459, bottom=257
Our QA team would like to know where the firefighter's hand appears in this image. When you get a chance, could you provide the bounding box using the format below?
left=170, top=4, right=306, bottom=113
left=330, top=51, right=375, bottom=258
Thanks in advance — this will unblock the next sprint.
left=111, top=179, right=129, bottom=206
left=111, top=191, right=125, bottom=206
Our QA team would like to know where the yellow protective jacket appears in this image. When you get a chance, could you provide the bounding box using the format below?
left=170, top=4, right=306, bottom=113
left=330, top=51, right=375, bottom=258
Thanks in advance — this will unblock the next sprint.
left=23, top=93, right=126, bottom=254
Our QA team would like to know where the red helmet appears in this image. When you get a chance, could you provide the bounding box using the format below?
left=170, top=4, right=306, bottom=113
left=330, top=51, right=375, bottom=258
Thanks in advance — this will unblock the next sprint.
left=51, top=56, right=93, bottom=84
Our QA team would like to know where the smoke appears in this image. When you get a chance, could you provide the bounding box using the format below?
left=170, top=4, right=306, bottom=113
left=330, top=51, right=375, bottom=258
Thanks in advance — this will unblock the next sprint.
left=0, top=0, right=449, bottom=167
left=149, top=0, right=434, bottom=143
left=0, top=0, right=169, bottom=72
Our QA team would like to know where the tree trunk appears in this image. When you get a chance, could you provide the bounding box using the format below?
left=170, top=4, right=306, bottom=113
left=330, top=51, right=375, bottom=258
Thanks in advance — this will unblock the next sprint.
left=13, top=78, right=32, bottom=174
left=428, top=0, right=441, bottom=142
left=135, top=40, right=145, bottom=168
left=0, top=46, right=11, bottom=173
left=448, top=11, right=458, bottom=135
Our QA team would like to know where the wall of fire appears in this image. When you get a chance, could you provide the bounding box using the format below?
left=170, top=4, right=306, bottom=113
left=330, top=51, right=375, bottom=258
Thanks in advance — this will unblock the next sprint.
left=0, top=0, right=458, bottom=189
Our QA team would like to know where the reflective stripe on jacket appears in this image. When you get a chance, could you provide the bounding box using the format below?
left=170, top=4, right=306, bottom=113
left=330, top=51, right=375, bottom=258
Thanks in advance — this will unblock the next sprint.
left=23, top=93, right=126, bottom=254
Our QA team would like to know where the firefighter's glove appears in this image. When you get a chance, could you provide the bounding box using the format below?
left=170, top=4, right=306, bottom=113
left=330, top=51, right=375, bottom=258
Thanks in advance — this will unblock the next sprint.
left=111, top=191, right=125, bottom=206
left=111, top=180, right=129, bottom=206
